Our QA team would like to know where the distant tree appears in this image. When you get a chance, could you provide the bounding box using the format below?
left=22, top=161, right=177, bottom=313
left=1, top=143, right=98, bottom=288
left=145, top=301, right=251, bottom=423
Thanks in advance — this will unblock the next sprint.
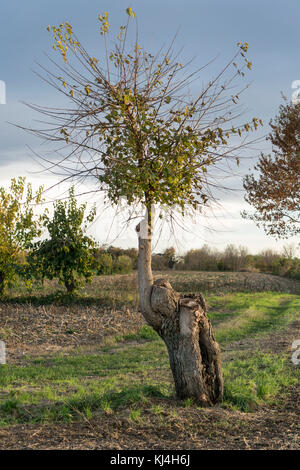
left=255, top=249, right=279, bottom=272
left=30, top=187, right=96, bottom=293
left=106, top=246, right=124, bottom=259
left=96, top=252, right=113, bottom=275
left=151, top=253, right=167, bottom=271
left=113, top=254, right=133, bottom=274
left=184, top=245, right=219, bottom=271
left=95, top=246, right=138, bottom=273
left=21, top=8, right=263, bottom=404
left=219, top=244, right=248, bottom=272
left=123, top=248, right=138, bottom=269
left=243, top=99, right=300, bottom=238
left=281, top=243, right=298, bottom=259
left=0, top=177, right=44, bottom=294
left=162, top=247, right=177, bottom=269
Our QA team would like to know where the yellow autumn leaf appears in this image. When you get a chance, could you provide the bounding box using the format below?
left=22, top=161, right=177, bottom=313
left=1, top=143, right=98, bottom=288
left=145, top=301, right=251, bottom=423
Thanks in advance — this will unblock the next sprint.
left=126, top=7, right=135, bottom=18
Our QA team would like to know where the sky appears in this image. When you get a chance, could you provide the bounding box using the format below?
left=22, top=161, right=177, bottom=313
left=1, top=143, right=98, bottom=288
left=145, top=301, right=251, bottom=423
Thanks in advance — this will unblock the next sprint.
left=0, top=0, right=299, bottom=254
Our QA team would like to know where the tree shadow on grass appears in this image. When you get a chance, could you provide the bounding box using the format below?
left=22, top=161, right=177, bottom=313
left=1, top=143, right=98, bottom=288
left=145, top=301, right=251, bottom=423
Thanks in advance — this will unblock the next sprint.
left=0, top=384, right=172, bottom=426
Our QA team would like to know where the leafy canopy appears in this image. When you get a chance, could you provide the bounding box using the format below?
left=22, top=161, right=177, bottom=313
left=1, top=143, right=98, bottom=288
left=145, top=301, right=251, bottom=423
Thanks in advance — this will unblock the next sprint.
left=243, top=99, right=300, bottom=238
left=0, top=177, right=44, bottom=293
left=29, top=186, right=97, bottom=293
left=24, top=7, right=262, bottom=220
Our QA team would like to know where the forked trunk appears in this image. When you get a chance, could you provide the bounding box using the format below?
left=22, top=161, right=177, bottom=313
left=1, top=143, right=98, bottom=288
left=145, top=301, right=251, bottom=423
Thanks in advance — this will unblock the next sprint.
left=136, top=210, right=223, bottom=405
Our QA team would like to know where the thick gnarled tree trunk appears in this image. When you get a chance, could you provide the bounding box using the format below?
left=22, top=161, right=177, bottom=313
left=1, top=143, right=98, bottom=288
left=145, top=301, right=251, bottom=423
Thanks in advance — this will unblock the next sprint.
left=136, top=213, right=223, bottom=406
left=151, top=280, right=223, bottom=404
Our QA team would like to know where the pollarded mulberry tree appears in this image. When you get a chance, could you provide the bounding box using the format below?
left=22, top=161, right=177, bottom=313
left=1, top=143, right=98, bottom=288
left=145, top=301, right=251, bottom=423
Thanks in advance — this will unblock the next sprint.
left=19, top=7, right=262, bottom=404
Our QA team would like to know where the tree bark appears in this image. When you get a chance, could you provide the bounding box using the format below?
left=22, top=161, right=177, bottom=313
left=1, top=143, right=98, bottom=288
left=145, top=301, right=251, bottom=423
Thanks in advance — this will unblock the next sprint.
left=136, top=210, right=223, bottom=406
left=0, top=271, right=5, bottom=296
left=64, top=277, right=75, bottom=294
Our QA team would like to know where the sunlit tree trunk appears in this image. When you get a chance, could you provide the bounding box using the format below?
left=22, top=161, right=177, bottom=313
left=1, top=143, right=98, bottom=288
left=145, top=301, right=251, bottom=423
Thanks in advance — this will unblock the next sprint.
left=136, top=208, right=223, bottom=405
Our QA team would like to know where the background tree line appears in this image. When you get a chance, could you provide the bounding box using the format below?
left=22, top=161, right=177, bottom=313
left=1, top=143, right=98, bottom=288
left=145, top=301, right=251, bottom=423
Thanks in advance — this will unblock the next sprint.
left=1, top=176, right=298, bottom=298
left=173, top=244, right=300, bottom=280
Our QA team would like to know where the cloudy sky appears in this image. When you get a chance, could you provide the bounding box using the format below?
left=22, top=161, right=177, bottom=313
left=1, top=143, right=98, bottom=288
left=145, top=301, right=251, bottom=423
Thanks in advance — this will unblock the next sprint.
left=0, top=0, right=299, bottom=254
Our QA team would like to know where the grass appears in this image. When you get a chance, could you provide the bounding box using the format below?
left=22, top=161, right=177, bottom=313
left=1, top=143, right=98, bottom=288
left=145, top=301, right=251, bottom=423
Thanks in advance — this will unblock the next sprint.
left=209, top=292, right=300, bottom=343
left=0, top=273, right=299, bottom=428
left=223, top=352, right=299, bottom=412
left=0, top=290, right=299, bottom=425
left=0, top=331, right=171, bottom=425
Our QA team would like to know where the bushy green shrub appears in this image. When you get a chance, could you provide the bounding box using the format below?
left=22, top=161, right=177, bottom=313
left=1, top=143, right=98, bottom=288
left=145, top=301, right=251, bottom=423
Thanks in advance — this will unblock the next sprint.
left=113, top=255, right=133, bottom=274
left=29, top=186, right=97, bottom=293
left=96, top=253, right=113, bottom=275
left=271, top=257, right=300, bottom=280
